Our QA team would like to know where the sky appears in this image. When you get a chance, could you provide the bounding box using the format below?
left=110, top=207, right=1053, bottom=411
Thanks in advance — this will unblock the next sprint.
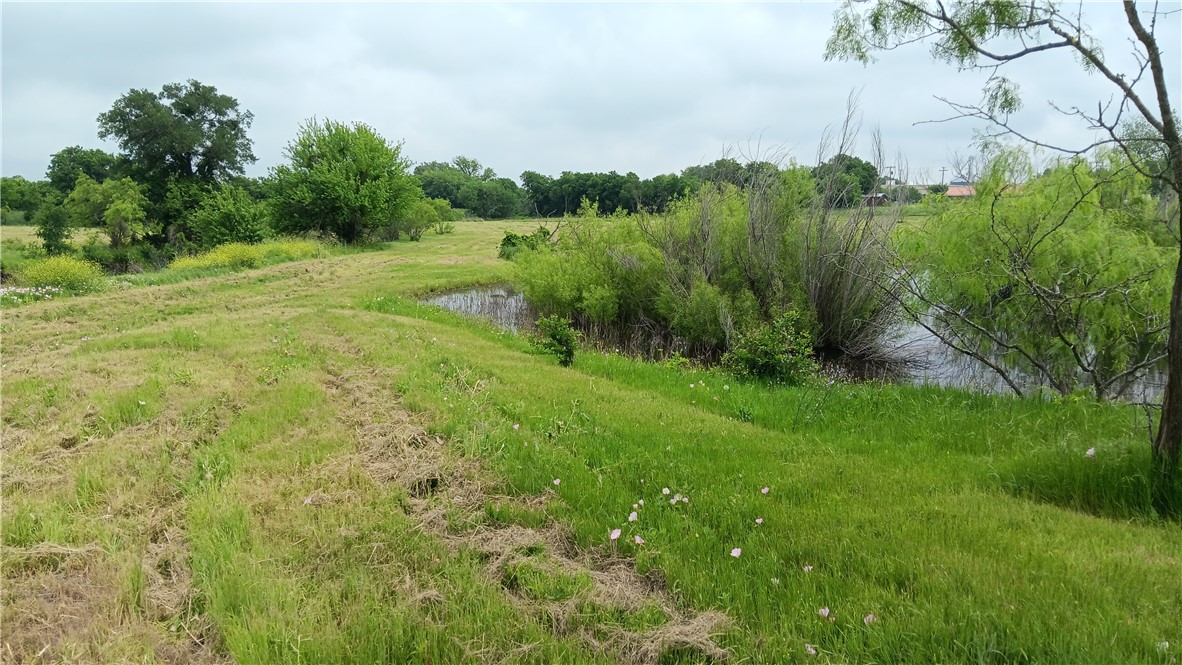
left=3, top=1, right=1179, bottom=186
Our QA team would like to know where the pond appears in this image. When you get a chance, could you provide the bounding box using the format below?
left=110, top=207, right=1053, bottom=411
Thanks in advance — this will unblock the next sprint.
left=424, top=284, right=1165, bottom=401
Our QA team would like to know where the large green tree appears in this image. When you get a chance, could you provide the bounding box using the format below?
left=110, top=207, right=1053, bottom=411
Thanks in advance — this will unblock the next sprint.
left=64, top=176, right=154, bottom=249
left=97, top=80, right=255, bottom=224
left=269, top=119, right=422, bottom=244
left=826, top=0, right=1181, bottom=511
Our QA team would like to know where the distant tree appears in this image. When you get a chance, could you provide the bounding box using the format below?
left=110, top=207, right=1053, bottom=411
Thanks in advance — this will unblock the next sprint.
left=813, top=153, right=879, bottom=207
left=97, top=79, right=255, bottom=225
left=269, top=118, right=421, bottom=244
left=1, top=176, right=55, bottom=220
left=45, top=146, right=120, bottom=197
left=682, top=158, right=746, bottom=188
left=927, top=183, right=949, bottom=195
left=452, top=155, right=493, bottom=180
left=459, top=177, right=525, bottom=219
left=417, top=168, right=468, bottom=207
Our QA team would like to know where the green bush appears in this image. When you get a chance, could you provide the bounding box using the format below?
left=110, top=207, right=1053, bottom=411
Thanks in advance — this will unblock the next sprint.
left=33, top=206, right=72, bottom=256
left=723, top=309, right=817, bottom=384
left=19, top=255, right=105, bottom=294
left=187, top=185, right=271, bottom=249
left=498, top=226, right=553, bottom=260
left=533, top=315, right=578, bottom=366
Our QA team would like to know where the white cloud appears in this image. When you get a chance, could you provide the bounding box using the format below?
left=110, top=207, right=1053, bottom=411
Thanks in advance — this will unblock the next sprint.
left=3, top=2, right=1178, bottom=184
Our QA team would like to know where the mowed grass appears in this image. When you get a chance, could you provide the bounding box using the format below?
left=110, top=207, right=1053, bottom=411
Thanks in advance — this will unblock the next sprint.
left=2, top=221, right=1179, bottom=664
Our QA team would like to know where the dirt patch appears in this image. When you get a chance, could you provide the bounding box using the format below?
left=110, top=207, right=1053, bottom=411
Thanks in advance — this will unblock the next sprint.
left=328, top=367, right=732, bottom=664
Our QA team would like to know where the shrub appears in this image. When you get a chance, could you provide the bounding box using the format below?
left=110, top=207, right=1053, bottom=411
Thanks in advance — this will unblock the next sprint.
left=498, top=226, right=553, bottom=260
left=187, top=185, right=271, bottom=249
left=533, top=315, right=578, bottom=366
left=19, top=255, right=105, bottom=294
left=33, top=206, right=72, bottom=256
left=434, top=221, right=456, bottom=235
left=723, top=309, right=817, bottom=384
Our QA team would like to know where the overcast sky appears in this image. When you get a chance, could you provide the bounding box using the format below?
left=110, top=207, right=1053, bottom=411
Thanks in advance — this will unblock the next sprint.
left=3, top=2, right=1179, bottom=185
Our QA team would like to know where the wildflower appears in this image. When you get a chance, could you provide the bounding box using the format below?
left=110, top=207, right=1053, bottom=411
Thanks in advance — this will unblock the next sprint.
left=634, top=535, right=645, bottom=545
left=682, top=496, right=689, bottom=503
left=674, top=493, right=682, bottom=502
left=755, top=517, right=764, bottom=525
left=864, top=613, right=877, bottom=625
left=723, top=385, right=730, bottom=390
left=138, top=400, right=146, bottom=406
left=662, top=488, right=670, bottom=495
left=690, top=383, right=695, bottom=388
left=553, top=478, right=561, bottom=486
left=513, top=423, right=520, bottom=431
left=761, top=486, right=770, bottom=495
left=803, top=565, right=813, bottom=572
left=632, top=503, right=639, bottom=510
left=805, top=643, right=817, bottom=656
left=1085, top=447, right=1096, bottom=458
left=1157, top=642, right=1169, bottom=654
left=817, top=607, right=830, bottom=619
left=771, top=577, right=780, bottom=584
left=638, top=499, right=644, bottom=507
left=731, top=547, right=742, bottom=557
left=610, top=528, right=621, bottom=541
left=628, top=511, right=638, bottom=522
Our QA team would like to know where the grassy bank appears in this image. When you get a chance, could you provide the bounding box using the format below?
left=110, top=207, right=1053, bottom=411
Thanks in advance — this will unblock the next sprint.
left=2, top=221, right=1178, bottom=663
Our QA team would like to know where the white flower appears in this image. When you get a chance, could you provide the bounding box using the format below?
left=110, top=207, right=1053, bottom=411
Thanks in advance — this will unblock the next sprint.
left=817, top=607, right=830, bottom=618
left=755, top=517, right=763, bottom=525
left=1085, top=447, right=1096, bottom=458
left=805, top=643, right=817, bottom=656
left=730, top=548, right=742, bottom=558
left=634, top=535, right=645, bottom=545
left=553, top=478, right=561, bottom=486
left=864, top=613, right=877, bottom=625
left=662, top=487, right=670, bottom=495
left=1157, top=641, right=1170, bottom=654
left=628, top=511, right=638, bottom=522
left=803, top=564, right=813, bottom=572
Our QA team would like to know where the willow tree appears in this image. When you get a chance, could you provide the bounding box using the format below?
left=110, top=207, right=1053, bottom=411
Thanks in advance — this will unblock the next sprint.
left=825, top=0, right=1180, bottom=512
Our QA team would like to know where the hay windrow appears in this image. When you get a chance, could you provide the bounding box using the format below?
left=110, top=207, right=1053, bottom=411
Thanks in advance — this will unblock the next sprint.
left=330, top=367, right=733, bottom=664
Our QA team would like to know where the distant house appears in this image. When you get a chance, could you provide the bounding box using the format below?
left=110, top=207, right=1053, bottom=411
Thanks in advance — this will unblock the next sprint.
left=946, top=184, right=976, bottom=198
left=862, top=192, right=888, bottom=206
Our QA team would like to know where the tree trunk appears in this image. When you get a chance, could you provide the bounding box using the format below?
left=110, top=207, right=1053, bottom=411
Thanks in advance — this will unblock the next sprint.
left=1154, top=245, right=1181, bottom=515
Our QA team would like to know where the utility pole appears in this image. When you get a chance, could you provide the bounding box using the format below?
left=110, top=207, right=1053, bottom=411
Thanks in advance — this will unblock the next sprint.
left=939, top=166, right=948, bottom=185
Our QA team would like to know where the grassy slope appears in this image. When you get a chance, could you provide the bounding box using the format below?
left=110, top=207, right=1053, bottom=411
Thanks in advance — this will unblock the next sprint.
left=2, top=221, right=1179, bottom=664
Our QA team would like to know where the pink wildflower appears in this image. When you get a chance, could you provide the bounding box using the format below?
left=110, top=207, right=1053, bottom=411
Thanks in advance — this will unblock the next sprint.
left=761, top=486, right=769, bottom=495
left=628, top=511, right=638, bottom=522
left=610, top=528, right=621, bottom=541
left=864, top=613, right=878, bottom=625
left=755, top=517, right=764, bottom=525
left=730, top=547, right=742, bottom=558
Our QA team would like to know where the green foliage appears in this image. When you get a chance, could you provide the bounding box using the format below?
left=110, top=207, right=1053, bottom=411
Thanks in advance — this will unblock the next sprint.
left=498, top=226, right=554, bottom=260
left=269, top=118, right=422, bottom=244
left=64, top=176, right=156, bottom=250
left=813, top=153, right=879, bottom=207
left=910, top=150, right=1172, bottom=397
left=97, top=79, right=255, bottom=223
left=1, top=176, right=55, bottom=219
left=18, top=255, right=104, bottom=293
left=33, top=205, right=72, bottom=255
left=187, top=184, right=271, bottom=249
left=401, top=198, right=438, bottom=241
left=723, top=310, right=817, bottom=384
left=45, top=146, right=119, bottom=197
left=927, top=183, right=949, bottom=195
left=533, top=315, right=578, bottom=366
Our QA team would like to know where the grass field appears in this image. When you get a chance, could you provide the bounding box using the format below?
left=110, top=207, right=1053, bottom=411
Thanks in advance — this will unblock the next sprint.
left=2, top=221, right=1179, bottom=664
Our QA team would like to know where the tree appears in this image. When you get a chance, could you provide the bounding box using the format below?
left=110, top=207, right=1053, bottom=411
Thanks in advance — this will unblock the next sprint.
left=45, top=146, right=119, bottom=197
left=1, top=176, right=55, bottom=221
left=269, top=118, right=422, bottom=244
left=64, top=176, right=154, bottom=249
left=826, top=0, right=1181, bottom=512
left=33, top=205, right=72, bottom=255
left=813, top=153, right=879, bottom=207
left=97, top=80, right=255, bottom=224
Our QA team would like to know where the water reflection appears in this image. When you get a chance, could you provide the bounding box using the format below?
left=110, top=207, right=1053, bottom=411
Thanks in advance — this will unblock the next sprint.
left=424, top=284, right=1164, bottom=401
